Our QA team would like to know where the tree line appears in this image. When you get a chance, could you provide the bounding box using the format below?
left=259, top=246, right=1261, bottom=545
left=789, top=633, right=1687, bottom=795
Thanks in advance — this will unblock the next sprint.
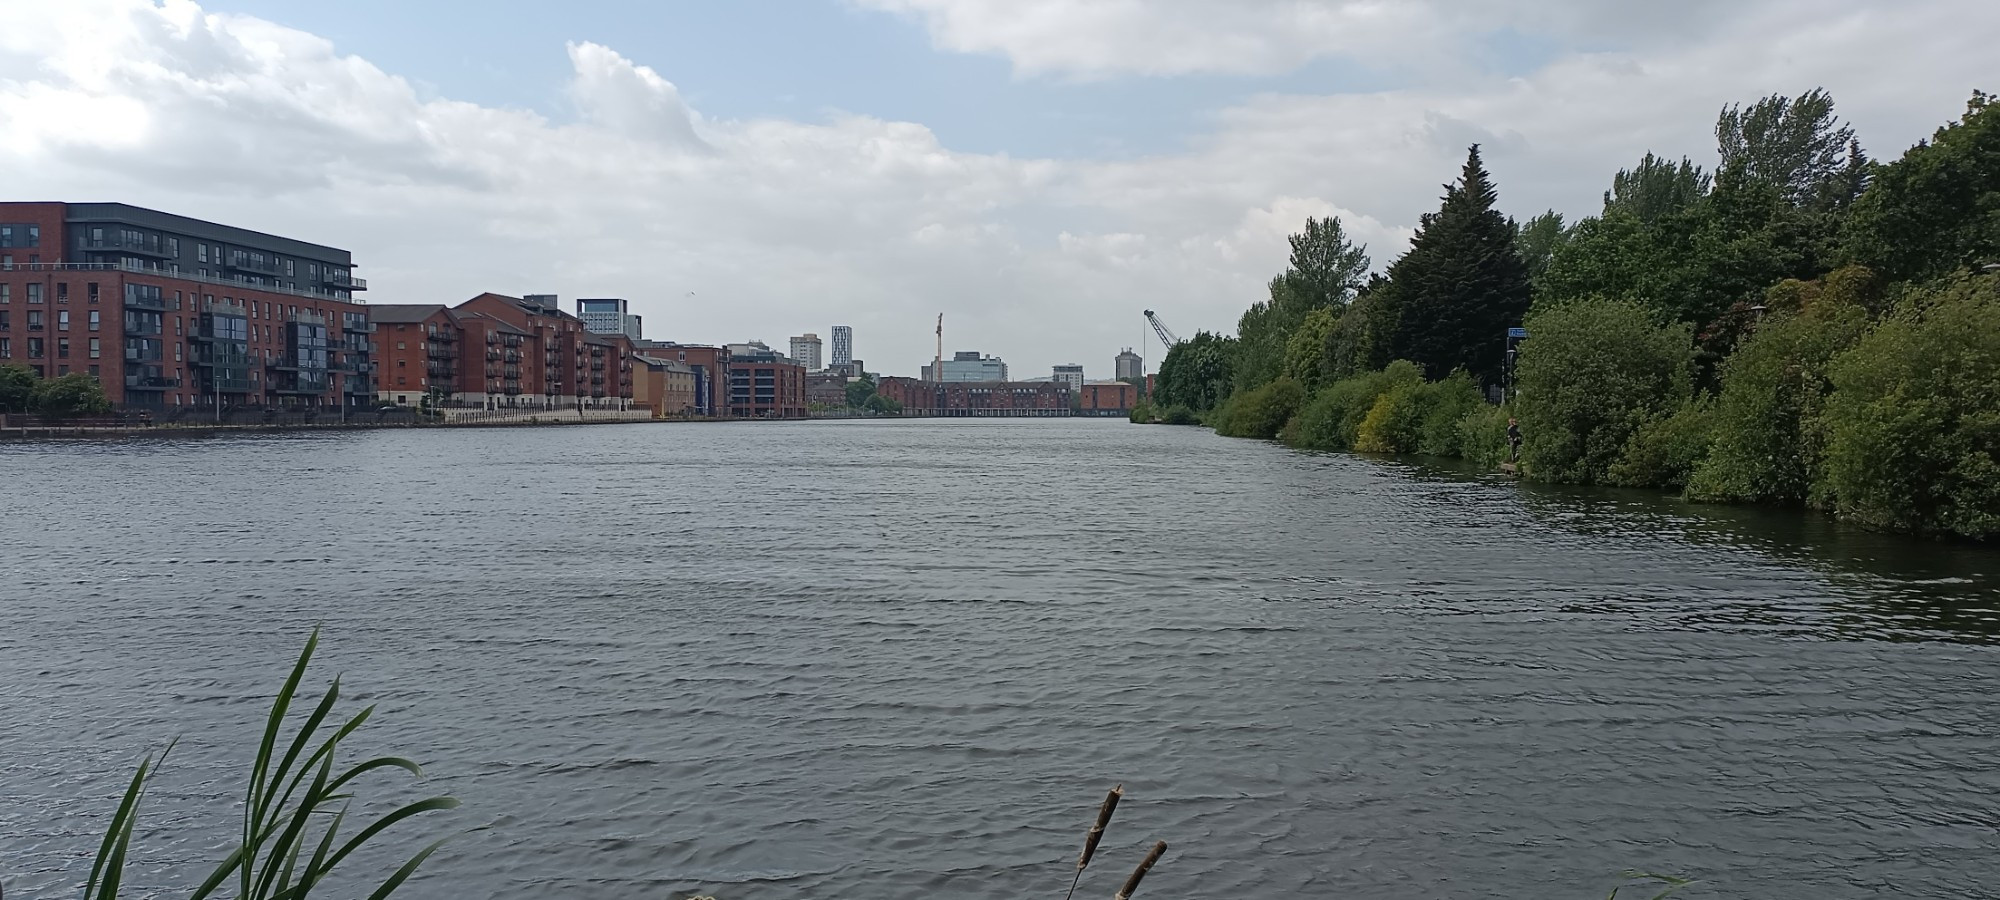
left=0, top=363, right=114, bottom=419
left=1142, top=89, right=1999, bottom=541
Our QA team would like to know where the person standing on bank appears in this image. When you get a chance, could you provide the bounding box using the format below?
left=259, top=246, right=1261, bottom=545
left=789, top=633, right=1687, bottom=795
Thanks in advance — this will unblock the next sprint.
left=1507, top=417, right=1522, bottom=463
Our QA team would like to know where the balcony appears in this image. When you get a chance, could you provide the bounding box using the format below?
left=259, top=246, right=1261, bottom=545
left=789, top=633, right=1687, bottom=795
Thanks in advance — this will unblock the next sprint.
left=124, top=350, right=162, bottom=364
left=124, top=293, right=167, bottom=311
left=429, top=330, right=456, bottom=343
left=226, top=253, right=280, bottom=275
left=209, top=377, right=256, bottom=393
left=426, top=347, right=453, bottom=360
left=124, top=375, right=182, bottom=390
left=80, top=235, right=170, bottom=258
left=322, top=271, right=368, bottom=291
left=486, top=349, right=502, bottom=361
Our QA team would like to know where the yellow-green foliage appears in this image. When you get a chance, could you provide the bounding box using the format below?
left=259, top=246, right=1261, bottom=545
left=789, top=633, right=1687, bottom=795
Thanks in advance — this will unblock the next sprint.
left=1354, top=385, right=1427, bottom=453
left=1285, top=361, right=1422, bottom=451
left=1515, top=297, right=1692, bottom=484
left=1457, top=404, right=1513, bottom=468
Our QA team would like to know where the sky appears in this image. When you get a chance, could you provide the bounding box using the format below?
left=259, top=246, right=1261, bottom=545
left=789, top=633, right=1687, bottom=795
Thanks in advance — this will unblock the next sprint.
left=0, top=1, right=1994, bottom=380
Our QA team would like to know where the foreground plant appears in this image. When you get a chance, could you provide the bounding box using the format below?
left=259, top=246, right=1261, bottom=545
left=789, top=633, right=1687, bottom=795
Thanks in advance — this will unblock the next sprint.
left=79, top=629, right=461, bottom=900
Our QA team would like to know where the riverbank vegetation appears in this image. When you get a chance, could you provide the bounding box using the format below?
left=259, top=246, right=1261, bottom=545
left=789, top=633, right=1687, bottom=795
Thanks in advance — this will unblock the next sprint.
left=0, top=363, right=113, bottom=419
left=1150, top=89, right=1999, bottom=541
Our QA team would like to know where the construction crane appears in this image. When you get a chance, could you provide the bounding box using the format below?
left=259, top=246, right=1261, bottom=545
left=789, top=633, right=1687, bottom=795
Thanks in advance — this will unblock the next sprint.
left=934, top=313, right=943, bottom=384
left=1143, top=309, right=1181, bottom=351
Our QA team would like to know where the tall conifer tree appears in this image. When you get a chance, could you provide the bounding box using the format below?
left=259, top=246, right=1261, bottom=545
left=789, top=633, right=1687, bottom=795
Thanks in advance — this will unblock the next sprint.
left=1388, top=145, right=1533, bottom=386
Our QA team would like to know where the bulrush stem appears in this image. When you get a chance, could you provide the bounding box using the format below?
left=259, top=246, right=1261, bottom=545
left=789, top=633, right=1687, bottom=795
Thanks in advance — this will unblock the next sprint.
left=1077, top=784, right=1124, bottom=871
left=1112, top=840, right=1167, bottom=900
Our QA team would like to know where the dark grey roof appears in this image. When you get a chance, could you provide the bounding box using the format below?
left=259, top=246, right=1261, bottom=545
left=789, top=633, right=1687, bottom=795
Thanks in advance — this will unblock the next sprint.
left=366, top=304, right=448, bottom=324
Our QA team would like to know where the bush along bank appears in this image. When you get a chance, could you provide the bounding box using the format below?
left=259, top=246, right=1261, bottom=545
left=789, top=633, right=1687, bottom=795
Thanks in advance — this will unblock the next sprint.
left=1146, top=89, right=2000, bottom=542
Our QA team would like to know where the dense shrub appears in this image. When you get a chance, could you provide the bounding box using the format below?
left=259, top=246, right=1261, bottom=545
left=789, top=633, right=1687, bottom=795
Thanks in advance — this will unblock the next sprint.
left=1353, top=384, right=1426, bottom=453
left=1159, top=405, right=1202, bottom=426
left=1214, top=377, right=1305, bottom=440
left=1128, top=399, right=1155, bottom=424
left=1417, top=371, right=1485, bottom=457
left=1687, top=303, right=1866, bottom=503
left=1457, top=404, right=1514, bottom=468
left=1815, top=274, right=2000, bottom=539
left=1285, top=360, right=1422, bottom=451
left=1608, top=398, right=1717, bottom=490
left=1515, top=298, right=1692, bottom=484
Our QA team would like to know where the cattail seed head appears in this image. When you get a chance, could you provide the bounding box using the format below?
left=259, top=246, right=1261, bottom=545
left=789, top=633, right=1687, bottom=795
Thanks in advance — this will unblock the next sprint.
left=1112, top=840, right=1167, bottom=900
left=1075, top=784, right=1124, bottom=871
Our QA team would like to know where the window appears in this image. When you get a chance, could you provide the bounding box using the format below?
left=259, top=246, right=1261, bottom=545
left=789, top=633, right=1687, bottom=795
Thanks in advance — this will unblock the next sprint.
left=0, top=338, right=8, bottom=357
left=173, top=343, right=181, bottom=361
left=88, top=338, right=100, bottom=359
left=90, top=365, right=100, bottom=378
left=197, top=244, right=208, bottom=263
left=27, top=310, right=41, bottom=329
left=56, top=283, right=68, bottom=303
left=57, top=310, right=68, bottom=330
left=28, top=337, right=43, bottom=358
left=87, top=283, right=98, bottom=303
left=56, top=365, right=67, bottom=376
left=285, top=259, right=295, bottom=276
left=167, top=237, right=179, bottom=257
left=0, top=285, right=7, bottom=302
left=172, top=316, right=179, bottom=336
left=0, top=310, right=6, bottom=329
left=25, top=284, right=39, bottom=304
left=397, top=342, right=406, bottom=350
left=2, top=256, right=11, bottom=271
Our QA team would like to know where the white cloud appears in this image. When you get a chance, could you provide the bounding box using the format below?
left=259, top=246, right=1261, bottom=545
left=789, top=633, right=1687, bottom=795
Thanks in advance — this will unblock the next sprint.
left=0, top=0, right=1993, bottom=378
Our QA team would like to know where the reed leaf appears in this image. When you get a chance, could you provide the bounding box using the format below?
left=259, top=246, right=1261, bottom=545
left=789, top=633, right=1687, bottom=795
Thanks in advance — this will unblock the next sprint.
left=83, top=741, right=173, bottom=900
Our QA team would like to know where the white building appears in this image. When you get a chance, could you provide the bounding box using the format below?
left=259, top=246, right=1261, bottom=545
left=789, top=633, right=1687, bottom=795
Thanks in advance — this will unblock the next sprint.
left=1053, top=364, right=1084, bottom=393
left=928, top=351, right=1008, bottom=382
left=789, top=334, right=824, bottom=372
left=830, top=325, right=853, bottom=366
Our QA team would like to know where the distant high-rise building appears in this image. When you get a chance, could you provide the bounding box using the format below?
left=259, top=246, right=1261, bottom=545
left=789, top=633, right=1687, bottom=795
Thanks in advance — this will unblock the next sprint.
left=830, top=325, right=853, bottom=366
left=1053, top=364, right=1084, bottom=393
left=789, top=333, right=824, bottom=371
left=1115, top=348, right=1144, bottom=382
left=577, top=298, right=643, bottom=340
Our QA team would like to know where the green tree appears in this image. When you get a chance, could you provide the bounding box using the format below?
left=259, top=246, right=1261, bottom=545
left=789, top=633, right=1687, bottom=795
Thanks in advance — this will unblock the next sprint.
left=1154, top=331, right=1237, bottom=412
left=1688, top=272, right=1871, bottom=504
left=1515, top=297, right=1693, bottom=484
left=1815, top=273, right=2000, bottom=538
left=1842, top=91, right=2000, bottom=284
left=863, top=393, right=902, bottom=415
left=1603, top=152, right=1711, bottom=223
left=0, top=363, right=36, bottom=414
left=1387, top=144, right=1533, bottom=386
left=1515, top=210, right=1567, bottom=287
left=1322, top=274, right=1399, bottom=380
left=34, top=373, right=113, bottom=419
left=1716, top=88, right=1867, bottom=209
left=1281, top=306, right=1338, bottom=392
left=1234, top=216, right=1370, bottom=392
left=845, top=374, right=877, bottom=409
left=1213, top=377, right=1304, bottom=440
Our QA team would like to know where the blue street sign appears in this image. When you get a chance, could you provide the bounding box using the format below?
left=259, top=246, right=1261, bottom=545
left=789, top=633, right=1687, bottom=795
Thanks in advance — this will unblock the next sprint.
left=1507, top=327, right=1529, bottom=338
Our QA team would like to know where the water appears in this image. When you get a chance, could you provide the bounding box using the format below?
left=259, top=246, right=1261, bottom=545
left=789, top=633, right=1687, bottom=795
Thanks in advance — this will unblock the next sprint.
left=2, top=420, right=1997, bottom=899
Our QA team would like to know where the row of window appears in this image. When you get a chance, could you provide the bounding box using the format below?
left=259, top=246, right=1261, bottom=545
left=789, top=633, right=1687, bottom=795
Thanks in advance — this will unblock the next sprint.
left=0, top=337, right=101, bottom=359
left=0, top=224, right=40, bottom=249
left=0, top=310, right=102, bottom=330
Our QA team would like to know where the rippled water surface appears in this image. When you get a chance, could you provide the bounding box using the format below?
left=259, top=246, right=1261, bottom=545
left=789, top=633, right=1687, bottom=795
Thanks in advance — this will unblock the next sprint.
left=4, top=420, right=1999, bottom=899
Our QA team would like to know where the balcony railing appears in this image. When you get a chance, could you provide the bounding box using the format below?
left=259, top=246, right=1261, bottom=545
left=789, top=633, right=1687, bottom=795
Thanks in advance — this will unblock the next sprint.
left=80, top=236, right=170, bottom=257
left=6, top=262, right=369, bottom=304
left=124, top=375, right=182, bottom=390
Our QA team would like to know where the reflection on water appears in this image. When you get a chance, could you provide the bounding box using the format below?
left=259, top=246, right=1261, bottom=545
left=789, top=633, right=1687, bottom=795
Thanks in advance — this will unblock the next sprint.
left=2, top=421, right=1998, bottom=900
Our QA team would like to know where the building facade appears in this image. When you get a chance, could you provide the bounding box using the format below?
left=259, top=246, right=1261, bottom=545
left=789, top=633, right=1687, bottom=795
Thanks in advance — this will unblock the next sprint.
left=728, top=343, right=807, bottom=418
left=1079, top=381, right=1137, bottom=415
left=0, top=202, right=372, bottom=412
left=924, top=350, right=1008, bottom=383
left=789, top=333, right=823, bottom=372
left=632, top=355, right=697, bottom=417
left=875, top=377, right=1070, bottom=415
left=1053, top=364, right=1085, bottom=393
left=634, top=342, right=729, bottom=416
left=829, top=325, right=853, bottom=366
left=369, top=305, right=458, bottom=406
left=1115, top=348, right=1144, bottom=382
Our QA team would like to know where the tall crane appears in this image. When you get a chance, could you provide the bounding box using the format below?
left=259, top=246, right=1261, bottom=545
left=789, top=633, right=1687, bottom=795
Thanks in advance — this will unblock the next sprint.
left=1143, top=309, right=1181, bottom=351
left=934, top=313, right=943, bottom=384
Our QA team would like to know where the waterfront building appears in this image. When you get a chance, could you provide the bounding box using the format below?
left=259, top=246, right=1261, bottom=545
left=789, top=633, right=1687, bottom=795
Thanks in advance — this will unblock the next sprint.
left=632, top=355, right=697, bottom=417
left=457, top=292, right=591, bottom=409
left=830, top=325, right=853, bottom=367
left=1053, top=364, right=1084, bottom=393
left=1115, top=348, right=1144, bottom=382
left=0, top=201, right=372, bottom=412
left=1079, top=380, right=1137, bottom=415
left=451, top=311, right=534, bottom=408
left=789, top=333, right=823, bottom=372
left=369, top=304, right=458, bottom=406
left=728, top=341, right=807, bottom=417
left=633, top=341, right=729, bottom=416
left=875, top=377, right=1069, bottom=414
left=578, top=298, right=643, bottom=341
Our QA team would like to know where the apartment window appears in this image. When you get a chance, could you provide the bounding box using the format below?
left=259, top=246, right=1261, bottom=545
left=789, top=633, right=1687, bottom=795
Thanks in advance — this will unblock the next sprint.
left=397, top=359, right=406, bottom=368
left=57, top=310, right=68, bottom=330
left=90, top=365, right=100, bottom=378
left=285, top=259, right=295, bottom=276
left=174, top=343, right=182, bottom=361
left=57, top=338, right=69, bottom=358
left=27, top=310, right=42, bottom=329
left=56, top=365, right=67, bottom=376
left=0, top=285, right=7, bottom=303
left=197, top=244, right=208, bottom=263
left=28, top=337, right=43, bottom=358
left=0, top=338, right=9, bottom=357
left=88, top=337, right=100, bottom=359
left=204, top=294, right=213, bottom=306
left=397, top=342, right=406, bottom=350
left=167, top=237, right=179, bottom=257
left=87, top=283, right=98, bottom=303
left=2, top=256, right=11, bottom=271
left=56, top=283, right=68, bottom=303
left=0, top=311, right=7, bottom=329
left=26, top=284, right=41, bottom=304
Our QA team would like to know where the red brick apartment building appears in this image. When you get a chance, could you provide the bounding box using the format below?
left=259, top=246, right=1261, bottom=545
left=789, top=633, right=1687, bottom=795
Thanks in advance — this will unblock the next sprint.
left=1078, top=381, right=1137, bottom=415
left=0, top=202, right=372, bottom=411
left=875, top=377, right=1072, bottom=415
left=726, top=342, right=807, bottom=418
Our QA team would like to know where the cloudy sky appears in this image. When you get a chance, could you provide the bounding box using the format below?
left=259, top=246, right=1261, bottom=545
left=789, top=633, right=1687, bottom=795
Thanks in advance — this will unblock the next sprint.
left=1, top=1, right=1993, bottom=378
